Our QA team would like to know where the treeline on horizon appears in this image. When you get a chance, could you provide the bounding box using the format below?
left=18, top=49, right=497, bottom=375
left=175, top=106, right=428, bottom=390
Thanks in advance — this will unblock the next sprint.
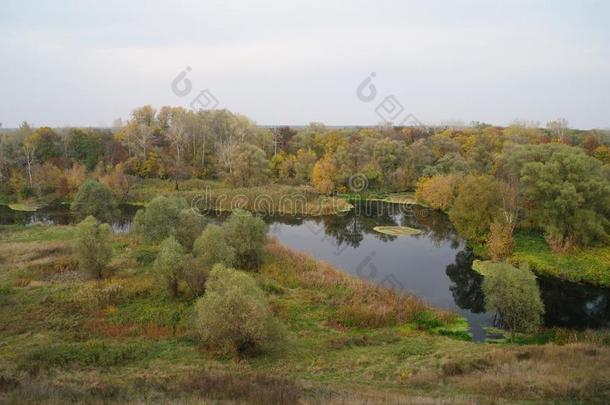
left=1, top=105, right=609, bottom=255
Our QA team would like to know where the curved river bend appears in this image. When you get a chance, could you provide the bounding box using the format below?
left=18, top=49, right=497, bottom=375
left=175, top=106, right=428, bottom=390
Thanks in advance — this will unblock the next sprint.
left=1, top=202, right=608, bottom=341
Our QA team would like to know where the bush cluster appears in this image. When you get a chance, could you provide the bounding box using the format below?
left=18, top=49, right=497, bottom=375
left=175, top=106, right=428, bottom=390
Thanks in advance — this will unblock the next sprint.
left=194, top=265, right=281, bottom=356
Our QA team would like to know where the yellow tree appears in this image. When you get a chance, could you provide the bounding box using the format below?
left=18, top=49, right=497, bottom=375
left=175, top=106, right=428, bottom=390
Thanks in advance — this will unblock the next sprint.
left=593, top=145, right=610, bottom=164
left=311, top=154, right=337, bottom=194
left=415, top=175, right=461, bottom=210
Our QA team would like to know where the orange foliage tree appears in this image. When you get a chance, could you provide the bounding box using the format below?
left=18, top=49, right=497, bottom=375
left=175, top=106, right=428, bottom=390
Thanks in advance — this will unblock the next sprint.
left=415, top=174, right=461, bottom=210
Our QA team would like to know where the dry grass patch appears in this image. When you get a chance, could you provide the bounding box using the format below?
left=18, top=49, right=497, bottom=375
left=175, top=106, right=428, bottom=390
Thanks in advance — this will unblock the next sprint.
left=0, top=242, right=71, bottom=266
left=0, top=241, right=78, bottom=283
left=407, top=343, right=610, bottom=402
left=265, top=239, right=455, bottom=328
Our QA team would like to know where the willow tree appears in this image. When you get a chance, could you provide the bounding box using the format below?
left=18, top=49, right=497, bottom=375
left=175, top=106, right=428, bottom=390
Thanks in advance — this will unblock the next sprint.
left=75, top=216, right=113, bottom=279
left=501, top=144, right=610, bottom=252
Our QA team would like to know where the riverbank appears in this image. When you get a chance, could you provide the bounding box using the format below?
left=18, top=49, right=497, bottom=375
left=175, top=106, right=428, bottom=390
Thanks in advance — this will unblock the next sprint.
left=1, top=179, right=354, bottom=217
left=339, top=191, right=424, bottom=206
left=418, top=199, right=610, bottom=288
left=470, top=232, right=610, bottom=288
left=1, top=223, right=609, bottom=403
left=511, top=232, right=610, bottom=288
left=5, top=181, right=609, bottom=290
left=129, top=178, right=354, bottom=216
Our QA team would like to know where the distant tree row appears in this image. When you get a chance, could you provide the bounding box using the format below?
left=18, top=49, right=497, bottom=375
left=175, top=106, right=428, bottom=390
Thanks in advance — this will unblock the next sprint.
left=3, top=107, right=610, bottom=253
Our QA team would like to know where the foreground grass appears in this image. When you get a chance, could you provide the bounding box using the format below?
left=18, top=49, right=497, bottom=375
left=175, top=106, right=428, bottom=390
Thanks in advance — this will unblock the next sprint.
left=512, top=232, right=610, bottom=288
left=1, top=224, right=609, bottom=403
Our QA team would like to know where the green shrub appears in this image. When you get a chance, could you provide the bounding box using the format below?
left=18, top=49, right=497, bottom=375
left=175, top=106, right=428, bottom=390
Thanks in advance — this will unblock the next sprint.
left=133, top=196, right=187, bottom=242
left=194, top=264, right=281, bottom=356
left=71, top=180, right=117, bottom=222
left=181, top=255, right=208, bottom=297
left=175, top=208, right=206, bottom=251
left=223, top=209, right=268, bottom=270
left=0, top=283, right=14, bottom=304
left=193, top=224, right=236, bottom=270
left=74, top=216, right=113, bottom=279
left=0, top=283, right=14, bottom=296
left=482, top=262, right=544, bottom=338
left=154, top=236, right=186, bottom=297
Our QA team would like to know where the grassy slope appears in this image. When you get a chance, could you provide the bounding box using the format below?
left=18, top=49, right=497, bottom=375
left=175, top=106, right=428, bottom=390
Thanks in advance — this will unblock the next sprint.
left=512, top=232, right=610, bottom=288
left=0, top=225, right=609, bottom=403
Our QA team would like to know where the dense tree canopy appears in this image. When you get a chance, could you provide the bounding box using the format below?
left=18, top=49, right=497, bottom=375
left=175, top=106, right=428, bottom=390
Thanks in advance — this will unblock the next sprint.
left=500, top=144, right=610, bottom=251
left=449, top=175, right=501, bottom=242
left=226, top=144, right=270, bottom=187
left=2, top=106, right=610, bottom=254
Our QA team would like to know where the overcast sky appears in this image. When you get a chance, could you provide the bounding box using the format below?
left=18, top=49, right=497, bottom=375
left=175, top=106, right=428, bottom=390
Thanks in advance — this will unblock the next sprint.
left=1, top=0, right=609, bottom=129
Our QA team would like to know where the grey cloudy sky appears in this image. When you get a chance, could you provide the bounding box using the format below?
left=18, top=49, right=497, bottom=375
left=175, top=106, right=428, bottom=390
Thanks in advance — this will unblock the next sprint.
left=1, top=0, right=609, bottom=129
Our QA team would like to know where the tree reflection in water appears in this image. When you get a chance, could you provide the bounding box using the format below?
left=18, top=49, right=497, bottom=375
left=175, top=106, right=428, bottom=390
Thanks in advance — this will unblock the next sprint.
left=444, top=249, right=610, bottom=330
left=411, top=206, right=461, bottom=249
left=445, top=249, right=486, bottom=313
left=538, top=276, right=610, bottom=330
left=5, top=201, right=610, bottom=332
left=261, top=201, right=610, bottom=332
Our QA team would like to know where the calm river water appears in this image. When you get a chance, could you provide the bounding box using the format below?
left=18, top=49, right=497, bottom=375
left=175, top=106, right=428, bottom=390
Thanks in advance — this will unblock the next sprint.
left=1, top=202, right=608, bottom=341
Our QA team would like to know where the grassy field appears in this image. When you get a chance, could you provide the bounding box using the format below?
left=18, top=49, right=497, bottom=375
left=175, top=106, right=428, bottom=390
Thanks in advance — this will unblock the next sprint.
left=0, top=224, right=609, bottom=403
left=512, top=232, right=610, bottom=288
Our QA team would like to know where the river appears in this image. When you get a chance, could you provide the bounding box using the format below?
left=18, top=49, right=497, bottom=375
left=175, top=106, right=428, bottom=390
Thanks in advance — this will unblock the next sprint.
left=1, top=202, right=608, bottom=341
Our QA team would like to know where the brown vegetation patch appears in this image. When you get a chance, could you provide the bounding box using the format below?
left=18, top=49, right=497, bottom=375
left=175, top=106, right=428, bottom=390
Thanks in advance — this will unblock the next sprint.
left=84, top=318, right=173, bottom=339
left=0, top=242, right=71, bottom=265
left=0, top=241, right=78, bottom=282
left=265, top=239, right=454, bottom=328
left=407, top=343, right=610, bottom=402
left=84, top=318, right=135, bottom=338
left=177, top=371, right=304, bottom=404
